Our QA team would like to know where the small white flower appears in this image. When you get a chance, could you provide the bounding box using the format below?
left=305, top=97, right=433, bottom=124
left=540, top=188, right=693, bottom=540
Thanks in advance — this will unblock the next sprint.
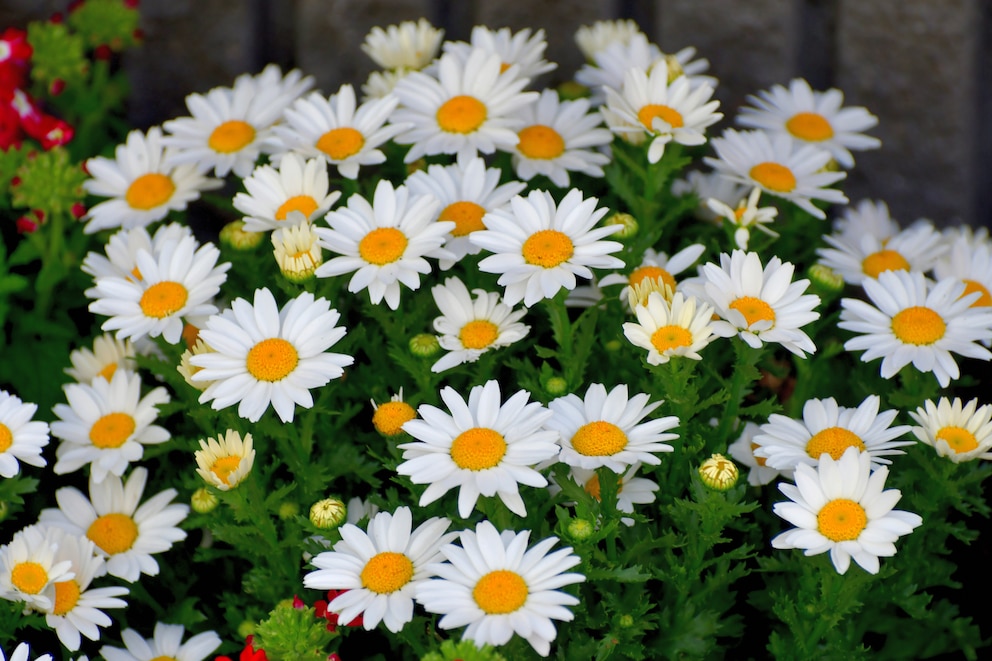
left=909, top=397, right=992, bottom=462
left=233, top=153, right=341, bottom=232
left=817, top=220, right=943, bottom=286
left=362, top=19, right=444, bottom=71
left=194, top=430, right=255, bottom=490
left=441, top=25, right=556, bottom=81
left=0, top=390, right=50, bottom=478
left=706, top=186, right=780, bottom=250
left=623, top=291, right=717, bottom=365
left=0, top=525, right=75, bottom=612
left=99, top=622, right=221, bottom=661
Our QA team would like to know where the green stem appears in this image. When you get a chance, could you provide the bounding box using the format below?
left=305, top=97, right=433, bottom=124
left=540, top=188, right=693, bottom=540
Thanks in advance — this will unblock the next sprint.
left=714, top=340, right=764, bottom=445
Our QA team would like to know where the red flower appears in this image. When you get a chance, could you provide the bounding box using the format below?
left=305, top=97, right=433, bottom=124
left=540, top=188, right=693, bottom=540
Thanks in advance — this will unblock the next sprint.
left=215, top=635, right=268, bottom=661
left=0, top=28, right=32, bottom=93
left=314, top=590, right=364, bottom=632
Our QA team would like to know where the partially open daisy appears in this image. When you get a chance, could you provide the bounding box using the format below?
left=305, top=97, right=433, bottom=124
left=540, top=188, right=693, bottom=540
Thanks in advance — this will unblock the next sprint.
left=233, top=153, right=341, bottom=232
left=830, top=198, right=902, bottom=246
left=839, top=269, right=992, bottom=387
left=191, top=288, right=354, bottom=423
left=705, top=128, right=847, bottom=219
left=817, top=220, right=943, bottom=286
left=574, top=19, right=644, bottom=62
left=0, top=389, right=50, bottom=478
left=40, top=467, right=189, bottom=583
left=396, top=380, right=560, bottom=518
left=0, top=525, right=74, bottom=612
left=51, top=369, right=170, bottom=483
left=441, top=25, right=556, bottom=82
left=430, top=276, right=530, bottom=373
left=65, top=334, right=136, bottom=384
left=99, top=622, right=221, bottom=661
left=558, top=463, right=659, bottom=526
left=933, top=230, right=992, bottom=312
left=82, top=127, right=222, bottom=234
left=272, top=219, right=323, bottom=282
left=909, top=397, right=992, bottom=462
left=194, top=430, right=255, bottom=490
left=547, top=383, right=679, bottom=472
left=671, top=169, right=749, bottom=223
left=391, top=48, right=539, bottom=163
left=315, top=180, right=452, bottom=309
left=0, top=643, right=53, bottom=661
left=371, top=389, right=417, bottom=437
left=81, top=223, right=193, bottom=284
left=416, top=520, right=585, bottom=657
left=727, top=421, right=792, bottom=486
left=362, top=18, right=444, bottom=71
left=472, top=188, right=625, bottom=307
left=737, top=78, right=881, bottom=169
left=304, top=506, right=454, bottom=633
left=706, top=186, right=780, bottom=250
left=753, top=395, right=914, bottom=473
left=599, top=244, right=707, bottom=307
left=623, top=291, right=717, bottom=365
left=772, top=446, right=923, bottom=575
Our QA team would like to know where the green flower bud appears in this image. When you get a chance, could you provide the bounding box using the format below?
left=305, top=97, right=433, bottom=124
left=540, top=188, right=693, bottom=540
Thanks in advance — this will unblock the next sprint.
left=557, top=80, right=591, bottom=101
left=278, top=501, right=300, bottom=520
left=191, top=487, right=219, bottom=514
left=542, top=375, right=569, bottom=397
left=220, top=220, right=265, bottom=251
left=566, top=517, right=595, bottom=542
left=699, top=453, right=739, bottom=491
left=808, top=263, right=845, bottom=295
left=604, top=212, right=639, bottom=239
left=409, top=333, right=441, bottom=358
left=310, top=497, right=347, bottom=530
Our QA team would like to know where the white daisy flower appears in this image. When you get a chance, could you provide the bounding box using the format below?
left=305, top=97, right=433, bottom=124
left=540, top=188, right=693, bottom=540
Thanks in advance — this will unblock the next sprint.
left=391, top=48, right=539, bottom=163
left=51, top=370, right=170, bottom=483
left=771, top=446, right=923, bottom=575
left=362, top=18, right=444, bottom=71
left=933, top=230, right=992, bottom=310
left=753, top=395, right=914, bottom=473
left=909, top=397, right=992, bottom=462
left=194, top=430, right=255, bottom=490
left=706, top=186, right=780, bottom=250
left=397, top=380, right=560, bottom=518
left=0, top=390, right=50, bottom=478
left=0, top=525, right=74, bottom=612
left=430, top=276, right=530, bottom=373
left=405, top=155, right=525, bottom=269
left=509, top=89, right=612, bottom=187
left=81, top=223, right=193, bottom=283
left=233, top=153, right=341, bottom=232
left=737, top=78, right=881, bottom=169
left=81, top=127, right=222, bottom=234
left=43, top=528, right=129, bottom=652
left=839, top=270, right=992, bottom=387
left=705, top=128, right=847, bottom=219
left=303, top=506, right=454, bottom=633
left=315, top=180, right=452, bottom=309
left=574, top=19, right=645, bottom=61
left=471, top=188, right=625, bottom=307
left=416, top=520, right=585, bottom=657
left=0, top=643, right=53, bottom=661
left=240, top=63, right=315, bottom=110
left=727, top=421, right=793, bottom=486
left=361, top=69, right=407, bottom=100
left=272, top=219, right=323, bottom=281
left=558, top=463, right=659, bottom=526
left=599, top=244, right=707, bottom=303
left=830, top=198, right=902, bottom=245
left=39, top=467, right=189, bottom=583
left=671, top=170, right=749, bottom=223
left=623, top=291, right=717, bottom=365
left=65, top=334, right=136, bottom=384
left=88, top=234, right=230, bottom=344
left=191, top=288, right=354, bottom=423
left=99, top=622, right=221, bottom=661
left=272, top=86, right=408, bottom=179
left=693, top=250, right=821, bottom=357
left=547, top=382, right=678, bottom=472
left=817, top=220, right=943, bottom=286
left=442, top=25, right=557, bottom=81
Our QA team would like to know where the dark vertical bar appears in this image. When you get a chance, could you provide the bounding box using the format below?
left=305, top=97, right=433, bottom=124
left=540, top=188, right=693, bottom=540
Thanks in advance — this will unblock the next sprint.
left=797, top=0, right=837, bottom=88
left=620, top=0, right=656, bottom=34
left=977, top=0, right=992, bottom=228
left=433, top=0, right=474, bottom=42
left=250, top=0, right=298, bottom=71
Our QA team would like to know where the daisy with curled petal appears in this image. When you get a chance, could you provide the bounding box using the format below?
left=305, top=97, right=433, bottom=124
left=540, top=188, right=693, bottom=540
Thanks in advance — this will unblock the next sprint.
left=0, top=643, right=53, bottom=661
left=0, top=525, right=74, bottom=612
left=772, top=446, right=922, bottom=575
left=416, top=520, right=585, bottom=657
left=817, top=220, right=943, bottom=286
left=362, top=18, right=444, bottom=71
left=471, top=188, right=625, bottom=307
left=909, top=397, right=992, bottom=462
left=99, top=622, right=221, bottom=661
left=442, top=25, right=557, bottom=81
left=191, top=288, right=354, bottom=423
left=304, top=506, right=454, bottom=633
left=233, top=153, right=341, bottom=232
left=933, top=230, right=992, bottom=312
left=82, top=127, right=222, bottom=234
left=316, top=180, right=453, bottom=309
left=430, top=276, right=530, bottom=373
left=272, top=219, right=323, bottom=282
left=753, top=395, right=914, bottom=473
left=391, top=48, right=539, bottom=163
left=558, top=463, right=659, bottom=526
left=65, top=334, right=136, bottom=384
left=396, top=380, right=560, bottom=518
left=599, top=244, right=707, bottom=305
left=727, top=421, right=793, bottom=486
left=51, top=369, right=170, bottom=483
left=737, top=78, right=881, bottom=169
left=0, top=389, right=50, bottom=478
left=623, top=291, right=717, bottom=365
left=704, top=128, right=847, bottom=219
left=707, top=186, right=780, bottom=251
left=547, top=383, right=679, bottom=473
left=671, top=170, right=749, bottom=223
left=194, top=430, right=255, bottom=491
left=839, top=269, right=992, bottom=387
left=39, top=467, right=189, bottom=583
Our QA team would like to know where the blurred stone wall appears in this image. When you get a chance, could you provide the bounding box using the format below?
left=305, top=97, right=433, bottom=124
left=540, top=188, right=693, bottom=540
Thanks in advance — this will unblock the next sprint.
left=3, top=0, right=989, bottom=227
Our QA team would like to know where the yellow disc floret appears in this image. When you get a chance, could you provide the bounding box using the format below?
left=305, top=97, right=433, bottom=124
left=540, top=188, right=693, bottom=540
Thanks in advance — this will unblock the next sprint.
left=729, top=296, right=776, bottom=327
left=805, top=427, right=865, bottom=461
left=817, top=498, right=867, bottom=542
left=126, top=173, right=175, bottom=211
left=208, top=120, right=256, bottom=153
left=89, top=412, right=136, bottom=449
left=246, top=338, right=299, bottom=381
left=52, top=579, right=81, bottom=616
left=372, top=401, right=417, bottom=436
left=87, top=513, right=139, bottom=555
left=749, top=162, right=797, bottom=193
left=651, top=324, right=693, bottom=353
left=862, top=250, right=910, bottom=279
left=0, top=423, right=12, bottom=453
left=10, top=562, right=47, bottom=594
left=637, top=104, right=684, bottom=130
left=439, top=201, right=487, bottom=237
left=473, top=569, right=528, bottom=614
left=517, top=124, right=566, bottom=159
left=936, top=425, right=979, bottom=454
left=139, top=281, right=189, bottom=319
left=361, top=552, right=414, bottom=594
left=359, top=227, right=408, bottom=265
left=436, top=95, right=487, bottom=133
left=449, top=427, right=506, bottom=470
left=522, top=229, right=574, bottom=268
left=459, top=320, right=500, bottom=350
left=785, top=112, right=834, bottom=141
left=891, top=306, right=946, bottom=345
left=316, top=127, right=365, bottom=160
left=571, top=421, right=628, bottom=456
left=275, top=195, right=319, bottom=221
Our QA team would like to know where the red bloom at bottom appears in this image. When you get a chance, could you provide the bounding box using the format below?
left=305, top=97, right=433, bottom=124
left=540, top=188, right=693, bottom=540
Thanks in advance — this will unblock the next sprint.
left=215, top=635, right=268, bottom=661
left=314, top=590, right=363, bottom=632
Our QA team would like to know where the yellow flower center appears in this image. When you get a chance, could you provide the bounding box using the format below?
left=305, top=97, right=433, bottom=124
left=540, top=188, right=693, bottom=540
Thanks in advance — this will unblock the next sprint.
left=360, top=552, right=414, bottom=594
left=89, top=412, right=136, bottom=449
left=358, top=227, right=408, bottom=265
left=0, top=423, right=12, bottom=453
left=316, top=127, right=365, bottom=160
left=207, top=119, right=256, bottom=153
left=817, top=498, right=867, bottom=542
left=522, top=229, right=574, bottom=268
left=10, top=562, right=48, bottom=594
left=131, top=266, right=143, bottom=281
left=439, top=201, right=487, bottom=237
left=584, top=473, right=601, bottom=500
left=637, top=103, right=684, bottom=130
left=436, top=95, right=487, bottom=133
left=449, top=427, right=506, bottom=470
left=962, top=279, right=992, bottom=307
left=139, top=281, right=189, bottom=319
left=805, top=427, right=866, bottom=460
left=246, top=338, right=299, bottom=382
left=473, top=570, right=528, bottom=614
left=785, top=112, right=834, bottom=142
left=52, top=580, right=81, bottom=616
left=275, top=195, right=319, bottom=221
left=629, top=265, right=675, bottom=291
left=750, top=442, right=768, bottom=467
left=517, top=124, right=566, bottom=159
left=87, top=513, right=139, bottom=555
left=749, top=162, right=797, bottom=193
left=651, top=324, right=693, bottom=353
left=125, top=173, right=176, bottom=211
left=149, top=657, right=178, bottom=661
left=571, top=421, right=628, bottom=456
left=861, top=249, right=910, bottom=279
left=729, top=296, right=776, bottom=327
left=936, top=425, right=979, bottom=454
left=97, top=363, right=118, bottom=381
left=372, top=401, right=417, bottom=436
left=891, top=306, right=946, bottom=345
left=459, top=320, right=500, bottom=350
left=211, top=455, right=242, bottom=485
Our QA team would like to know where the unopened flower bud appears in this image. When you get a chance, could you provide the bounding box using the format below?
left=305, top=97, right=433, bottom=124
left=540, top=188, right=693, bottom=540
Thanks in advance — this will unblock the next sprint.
left=220, top=220, right=264, bottom=251
left=808, top=263, right=845, bottom=295
left=566, top=517, right=595, bottom=542
left=604, top=212, right=638, bottom=239
left=408, top=333, right=440, bottom=358
left=661, top=53, right=684, bottom=82
left=618, top=614, right=635, bottom=628
left=557, top=80, right=590, bottom=100
left=699, top=453, right=739, bottom=491
left=191, top=487, right=219, bottom=513
left=310, top=497, right=347, bottom=530
left=237, top=620, right=256, bottom=639
left=278, top=501, right=299, bottom=520
left=542, top=375, right=568, bottom=397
